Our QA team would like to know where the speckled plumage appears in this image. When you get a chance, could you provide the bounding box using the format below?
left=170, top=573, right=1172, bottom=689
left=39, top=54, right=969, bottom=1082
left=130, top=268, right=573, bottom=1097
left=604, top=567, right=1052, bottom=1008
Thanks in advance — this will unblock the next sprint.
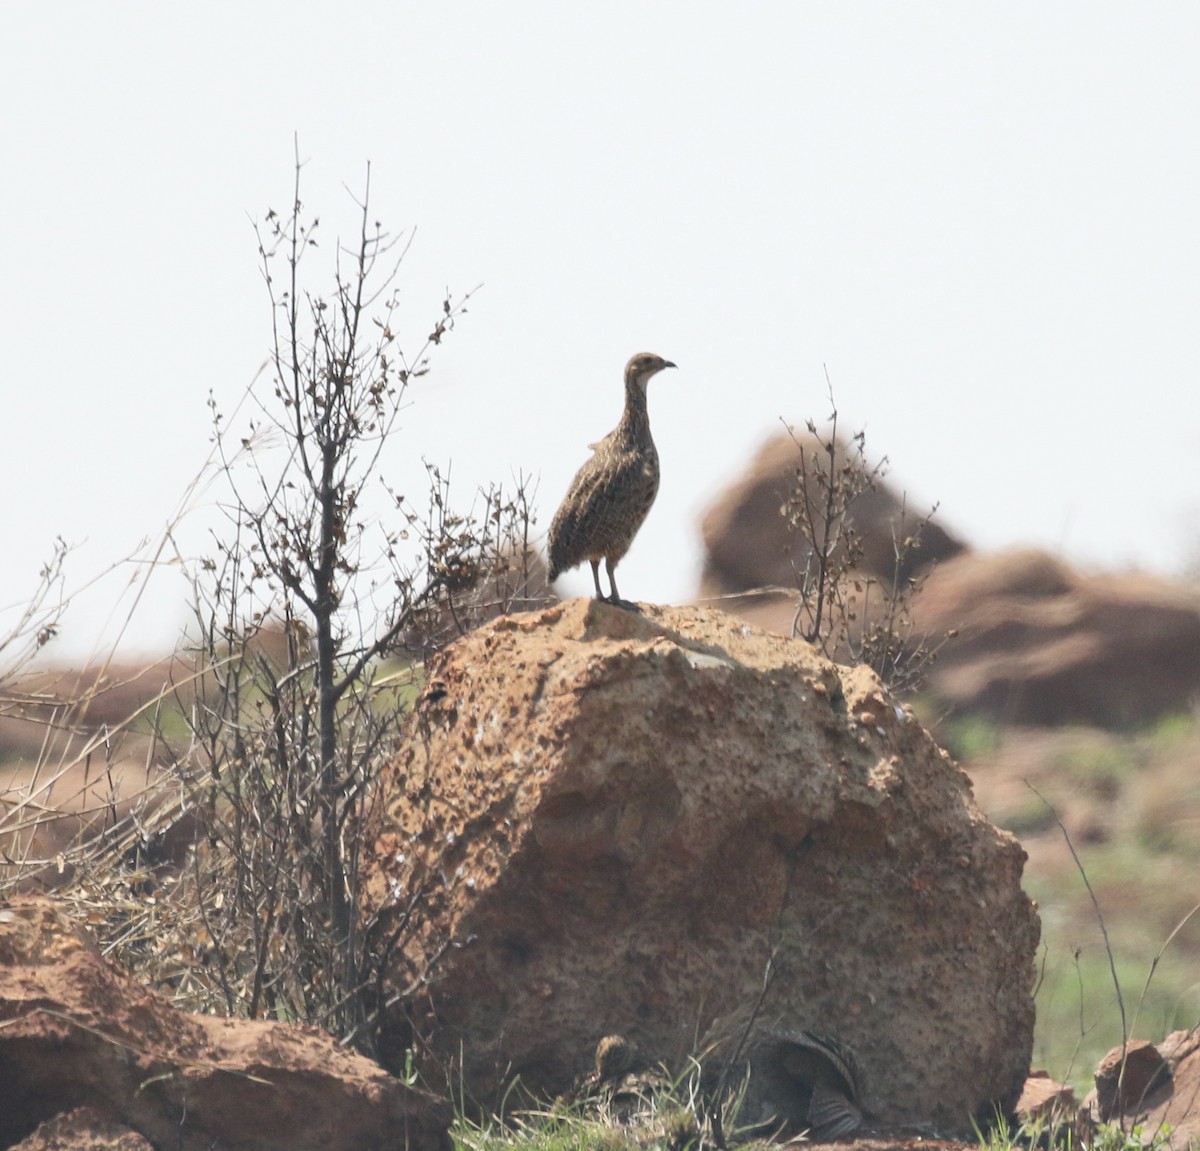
left=547, top=352, right=676, bottom=605
left=593, top=1034, right=637, bottom=1081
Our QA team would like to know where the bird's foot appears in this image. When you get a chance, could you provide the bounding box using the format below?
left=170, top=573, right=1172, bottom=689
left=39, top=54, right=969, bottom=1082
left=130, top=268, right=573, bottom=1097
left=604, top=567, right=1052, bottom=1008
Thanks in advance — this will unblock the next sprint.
left=601, top=595, right=642, bottom=613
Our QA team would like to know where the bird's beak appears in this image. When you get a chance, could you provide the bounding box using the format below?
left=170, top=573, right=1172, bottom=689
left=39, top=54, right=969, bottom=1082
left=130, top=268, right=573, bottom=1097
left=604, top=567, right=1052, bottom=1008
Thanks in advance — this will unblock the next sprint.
left=663, top=360, right=677, bottom=370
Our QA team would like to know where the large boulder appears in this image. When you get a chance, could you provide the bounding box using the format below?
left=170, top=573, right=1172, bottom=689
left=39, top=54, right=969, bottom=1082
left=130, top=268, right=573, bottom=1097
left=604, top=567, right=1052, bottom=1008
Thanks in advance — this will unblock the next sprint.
left=366, top=600, right=1039, bottom=1134
left=699, top=430, right=967, bottom=600
left=0, top=899, right=452, bottom=1151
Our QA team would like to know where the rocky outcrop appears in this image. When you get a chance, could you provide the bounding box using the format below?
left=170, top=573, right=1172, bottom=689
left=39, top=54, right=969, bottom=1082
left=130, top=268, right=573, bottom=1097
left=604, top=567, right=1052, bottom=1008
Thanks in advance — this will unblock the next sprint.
left=910, top=550, right=1200, bottom=726
left=366, top=600, right=1039, bottom=1134
left=0, top=899, right=452, bottom=1151
left=1016, top=1071, right=1075, bottom=1125
left=698, top=431, right=1200, bottom=726
left=698, top=430, right=966, bottom=600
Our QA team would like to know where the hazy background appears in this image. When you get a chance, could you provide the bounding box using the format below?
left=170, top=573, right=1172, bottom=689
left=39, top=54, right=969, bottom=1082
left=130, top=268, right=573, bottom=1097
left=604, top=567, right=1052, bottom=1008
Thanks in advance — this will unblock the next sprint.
left=4, top=3, right=1199, bottom=661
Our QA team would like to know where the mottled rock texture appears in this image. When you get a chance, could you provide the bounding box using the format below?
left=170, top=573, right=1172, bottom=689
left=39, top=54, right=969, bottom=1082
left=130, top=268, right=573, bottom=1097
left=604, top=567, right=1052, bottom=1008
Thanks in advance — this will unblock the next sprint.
left=367, top=600, right=1039, bottom=1134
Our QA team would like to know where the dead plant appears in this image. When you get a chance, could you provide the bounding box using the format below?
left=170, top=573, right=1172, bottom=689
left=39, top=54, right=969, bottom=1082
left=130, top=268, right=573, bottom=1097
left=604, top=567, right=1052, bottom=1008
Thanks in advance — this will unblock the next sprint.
left=782, top=376, right=950, bottom=694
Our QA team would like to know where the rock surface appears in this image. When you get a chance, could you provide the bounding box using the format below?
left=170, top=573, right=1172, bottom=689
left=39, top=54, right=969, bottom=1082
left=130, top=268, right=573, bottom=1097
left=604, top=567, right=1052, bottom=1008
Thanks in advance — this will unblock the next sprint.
left=698, top=431, right=966, bottom=600
left=366, top=600, right=1039, bottom=1133
left=0, top=899, right=452, bottom=1151
left=909, top=549, right=1200, bottom=726
left=697, top=435, right=1200, bottom=727
left=1147, top=1030, right=1200, bottom=1146
left=1078, top=1031, right=1200, bottom=1146
left=11, top=1107, right=155, bottom=1151
left=1092, top=1037, right=1173, bottom=1120
left=1015, top=1071, right=1075, bottom=1125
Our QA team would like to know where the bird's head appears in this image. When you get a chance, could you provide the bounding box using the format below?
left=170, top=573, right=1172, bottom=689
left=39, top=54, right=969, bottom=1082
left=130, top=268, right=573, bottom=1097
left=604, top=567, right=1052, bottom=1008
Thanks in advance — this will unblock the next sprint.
left=625, top=352, right=677, bottom=394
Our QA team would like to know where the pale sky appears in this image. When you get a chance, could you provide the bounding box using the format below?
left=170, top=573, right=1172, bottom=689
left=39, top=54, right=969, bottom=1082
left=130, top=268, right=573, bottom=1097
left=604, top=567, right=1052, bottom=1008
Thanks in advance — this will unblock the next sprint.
left=4, top=3, right=1199, bottom=661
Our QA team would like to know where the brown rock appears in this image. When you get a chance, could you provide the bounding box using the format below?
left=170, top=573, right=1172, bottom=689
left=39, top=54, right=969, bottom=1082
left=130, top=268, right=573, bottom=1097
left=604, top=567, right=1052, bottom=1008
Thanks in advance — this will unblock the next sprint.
left=0, top=657, right=197, bottom=891
left=0, top=751, right=189, bottom=891
left=366, top=600, right=1039, bottom=1134
left=698, top=432, right=1200, bottom=727
left=698, top=431, right=966, bottom=600
left=1016, top=1070, right=1075, bottom=1125
left=1144, top=1029, right=1200, bottom=1147
left=1076, top=1032, right=1200, bottom=1147
left=0, top=899, right=452, bottom=1151
left=1094, top=1039, right=1173, bottom=1120
left=11, top=1107, right=155, bottom=1151
left=913, top=550, right=1200, bottom=726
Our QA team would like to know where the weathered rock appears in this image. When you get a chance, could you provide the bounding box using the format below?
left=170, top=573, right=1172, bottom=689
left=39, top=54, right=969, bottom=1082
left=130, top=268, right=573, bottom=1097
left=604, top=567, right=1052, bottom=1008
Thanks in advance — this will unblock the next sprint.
left=910, top=550, right=1200, bottom=726
left=366, top=600, right=1039, bottom=1134
left=1076, top=1032, right=1200, bottom=1147
left=698, top=430, right=966, bottom=600
left=1092, top=1038, right=1173, bottom=1120
left=1016, top=1071, right=1075, bottom=1125
left=698, top=434, right=1200, bottom=727
left=11, top=1107, right=155, bottom=1151
left=0, top=899, right=452, bottom=1151
left=1146, top=1030, right=1200, bottom=1146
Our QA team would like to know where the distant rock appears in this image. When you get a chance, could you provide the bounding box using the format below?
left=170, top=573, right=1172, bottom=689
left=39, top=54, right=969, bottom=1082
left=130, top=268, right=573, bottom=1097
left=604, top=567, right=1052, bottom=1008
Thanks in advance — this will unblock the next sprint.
left=913, top=549, right=1200, bottom=725
left=699, top=430, right=967, bottom=601
left=0, top=899, right=451, bottom=1151
left=697, top=431, right=1200, bottom=727
left=365, top=599, right=1039, bottom=1134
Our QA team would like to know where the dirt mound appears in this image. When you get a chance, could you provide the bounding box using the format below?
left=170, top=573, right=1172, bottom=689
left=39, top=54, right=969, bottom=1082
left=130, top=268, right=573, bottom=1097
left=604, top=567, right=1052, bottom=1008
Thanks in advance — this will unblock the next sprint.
left=366, top=599, right=1038, bottom=1134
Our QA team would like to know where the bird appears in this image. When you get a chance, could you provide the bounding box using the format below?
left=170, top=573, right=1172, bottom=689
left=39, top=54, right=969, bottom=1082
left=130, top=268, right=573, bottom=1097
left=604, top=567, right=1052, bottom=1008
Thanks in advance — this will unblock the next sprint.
left=547, top=352, right=677, bottom=608
left=776, top=1029, right=865, bottom=1140
left=592, top=1033, right=637, bottom=1083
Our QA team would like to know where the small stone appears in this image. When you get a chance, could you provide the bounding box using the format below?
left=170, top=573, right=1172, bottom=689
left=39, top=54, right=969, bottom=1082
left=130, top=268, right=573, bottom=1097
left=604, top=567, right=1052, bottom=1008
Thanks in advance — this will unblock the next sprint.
left=1017, top=1070, right=1076, bottom=1124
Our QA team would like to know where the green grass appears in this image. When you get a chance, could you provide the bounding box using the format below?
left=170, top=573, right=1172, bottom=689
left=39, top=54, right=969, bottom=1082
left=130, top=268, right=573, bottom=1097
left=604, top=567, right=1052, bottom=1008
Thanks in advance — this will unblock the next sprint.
left=948, top=714, right=1200, bottom=1095
left=450, top=1091, right=708, bottom=1151
left=939, top=713, right=1004, bottom=760
left=1049, top=739, right=1138, bottom=801
left=1024, top=832, right=1200, bottom=1090
left=977, top=1110, right=1178, bottom=1151
left=449, top=1084, right=1184, bottom=1151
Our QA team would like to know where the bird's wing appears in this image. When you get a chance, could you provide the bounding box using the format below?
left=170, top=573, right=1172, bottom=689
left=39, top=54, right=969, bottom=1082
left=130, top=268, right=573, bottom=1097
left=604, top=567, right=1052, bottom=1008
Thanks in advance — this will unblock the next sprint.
left=549, top=444, right=645, bottom=560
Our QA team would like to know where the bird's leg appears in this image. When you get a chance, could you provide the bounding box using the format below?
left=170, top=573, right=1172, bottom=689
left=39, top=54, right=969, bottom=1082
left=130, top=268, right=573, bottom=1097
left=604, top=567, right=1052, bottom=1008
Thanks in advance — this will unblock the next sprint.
left=605, top=557, right=641, bottom=612
left=590, top=559, right=606, bottom=600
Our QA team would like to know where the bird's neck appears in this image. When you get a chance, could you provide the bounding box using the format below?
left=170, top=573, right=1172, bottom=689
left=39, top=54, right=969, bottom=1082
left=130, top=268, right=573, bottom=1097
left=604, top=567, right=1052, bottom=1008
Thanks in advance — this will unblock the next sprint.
left=618, top=380, right=653, bottom=444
